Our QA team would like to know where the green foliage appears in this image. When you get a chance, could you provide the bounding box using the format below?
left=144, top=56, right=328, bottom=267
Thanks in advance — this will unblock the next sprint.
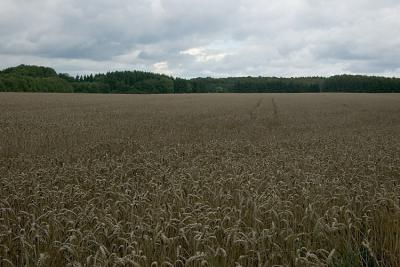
left=174, top=78, right=193, bottom=93
left=1, top=64, right=399, bottom=93
left=70, top=70, right=175, bottom=93
left=58, top=73, right=75, bottom=82
left=0, top=65, right=72, bottom=93
left=1, top=64, right=57, bottom=77
left=323, top=75, right=400, bottom=93
left=0, top=74, right=72, bottom=93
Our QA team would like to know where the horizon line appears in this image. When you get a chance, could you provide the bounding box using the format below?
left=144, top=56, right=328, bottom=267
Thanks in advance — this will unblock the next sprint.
left=2, top=64, right=400, bottom=80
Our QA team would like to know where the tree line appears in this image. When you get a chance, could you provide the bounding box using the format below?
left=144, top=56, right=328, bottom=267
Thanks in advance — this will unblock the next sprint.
left=0, top=65, right=399, bottom=93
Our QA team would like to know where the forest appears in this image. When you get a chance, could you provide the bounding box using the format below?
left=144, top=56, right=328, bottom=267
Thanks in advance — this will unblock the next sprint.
left=0, top=64, right=399, bottom=93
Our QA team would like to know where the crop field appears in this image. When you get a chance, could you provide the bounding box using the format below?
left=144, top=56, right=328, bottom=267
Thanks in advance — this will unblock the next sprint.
left=0, top=93, right=399, bottom=266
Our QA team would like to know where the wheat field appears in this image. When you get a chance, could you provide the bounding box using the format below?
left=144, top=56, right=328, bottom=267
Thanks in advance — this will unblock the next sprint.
left=0, top=93, right=399, bottom=266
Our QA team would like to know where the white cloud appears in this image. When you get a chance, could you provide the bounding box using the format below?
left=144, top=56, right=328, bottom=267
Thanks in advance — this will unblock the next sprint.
left=153, top=61, right=172, bottom=75
left=180, top=47, right=227, bottom=62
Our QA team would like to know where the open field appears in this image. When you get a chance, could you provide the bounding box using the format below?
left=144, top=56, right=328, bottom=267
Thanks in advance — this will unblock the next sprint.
left=0, top=93, right=399, bottom=266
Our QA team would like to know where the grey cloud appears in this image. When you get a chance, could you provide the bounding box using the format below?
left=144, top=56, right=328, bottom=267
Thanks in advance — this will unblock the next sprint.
left=0, top=0, right=399, bottom=77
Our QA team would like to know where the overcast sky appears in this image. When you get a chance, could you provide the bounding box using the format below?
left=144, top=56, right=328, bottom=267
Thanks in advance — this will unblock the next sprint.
left=0, top=0, right=399, bottom=77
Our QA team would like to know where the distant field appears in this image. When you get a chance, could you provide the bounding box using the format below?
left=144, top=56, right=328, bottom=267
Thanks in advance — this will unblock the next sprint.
left=0, top=93, right=399, bottom=266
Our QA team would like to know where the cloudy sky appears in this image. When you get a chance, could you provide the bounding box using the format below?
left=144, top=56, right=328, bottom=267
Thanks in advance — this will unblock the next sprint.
left=0, top=0, right=399, bottom=77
